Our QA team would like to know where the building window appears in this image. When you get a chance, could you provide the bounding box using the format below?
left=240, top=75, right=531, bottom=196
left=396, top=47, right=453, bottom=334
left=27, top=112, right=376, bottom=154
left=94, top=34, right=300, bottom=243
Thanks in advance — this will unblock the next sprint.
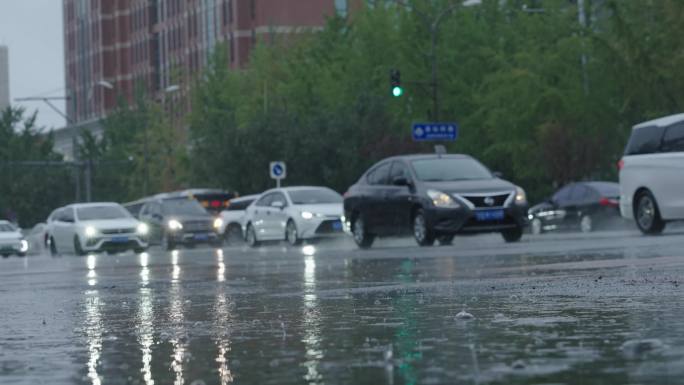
left=335, top=0, right=348, bottom=18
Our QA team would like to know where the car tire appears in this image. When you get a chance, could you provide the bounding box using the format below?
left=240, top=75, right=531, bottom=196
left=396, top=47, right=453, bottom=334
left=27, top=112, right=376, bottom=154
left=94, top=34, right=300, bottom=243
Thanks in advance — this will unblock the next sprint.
left=133, top=247, right=148, bottom=254
left=246, top=224, right=260, bottom=248
left=634, top=190, right=666, bottom=235
left=1, top=254, right=9, bottom=258
left=162, top=232, right=176, bottom=251
left=530, top=218, right=543, bottom=235
left=16, top=252, right=26, bottom=258
left=352, top=215, right=375, bottom=249
left=413, top=209, right=435, bottom=247
left=74, top=236, right=86, bottom=256
left=286, top=220, right=302, bottom=246
left=437, top=235, right=454, bottom=246
left=49, top=237, right=58, bottom=257
left=502, top=226, right=523, bottom=243
left=224, top=224, right=242, bottom=244
left=580, top=215, right=593, bottom=233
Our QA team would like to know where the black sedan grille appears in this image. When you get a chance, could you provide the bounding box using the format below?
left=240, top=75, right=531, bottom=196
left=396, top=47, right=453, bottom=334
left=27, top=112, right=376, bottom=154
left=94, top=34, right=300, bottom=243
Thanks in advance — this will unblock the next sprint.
left=183, top=220, right=213, bottom=232
left=101, top=228, right=136, bottom=235
left=461, top=193, right=511, bottom=208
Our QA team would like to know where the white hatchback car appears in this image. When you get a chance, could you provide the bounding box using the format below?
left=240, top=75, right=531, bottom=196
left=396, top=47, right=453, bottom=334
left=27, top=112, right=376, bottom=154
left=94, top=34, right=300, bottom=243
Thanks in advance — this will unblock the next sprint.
left=619, top=113, right=684, bottom=234
left=243, top=187, right=344, bottom=247
left=0, top=220, right=29, bottom=257
left=47, top=203, right=150, bottom=255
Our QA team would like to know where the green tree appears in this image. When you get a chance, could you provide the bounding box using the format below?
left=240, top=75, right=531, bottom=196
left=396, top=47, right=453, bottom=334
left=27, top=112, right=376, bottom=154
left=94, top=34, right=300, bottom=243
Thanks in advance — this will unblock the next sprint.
left=0, top=107, right=74, bottom=227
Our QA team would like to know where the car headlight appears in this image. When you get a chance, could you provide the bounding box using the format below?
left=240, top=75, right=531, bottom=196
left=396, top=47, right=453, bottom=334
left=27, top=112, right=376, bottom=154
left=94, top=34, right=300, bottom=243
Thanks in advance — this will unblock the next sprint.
left=137, top=223, right=149, bottom=235
left=19, top=239, right=29, bottom=253
left=515, top=187, right=527, bottom=205
left=427, top=189, right=460, bottom=208
left=85, top=226, right=98, bottom=238
left=167, top=219, right=183, bottom=231
left=301, top=211, right=314, bottom=220
left=213, top=218, right=224, bottom=229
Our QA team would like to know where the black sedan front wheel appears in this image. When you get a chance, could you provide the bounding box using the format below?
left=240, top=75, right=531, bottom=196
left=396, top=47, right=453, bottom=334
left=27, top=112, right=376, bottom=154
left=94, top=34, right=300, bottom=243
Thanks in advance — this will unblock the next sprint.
left=413, top=209, right=435, bottom=247
left=502, top=226, right=523, bottom=243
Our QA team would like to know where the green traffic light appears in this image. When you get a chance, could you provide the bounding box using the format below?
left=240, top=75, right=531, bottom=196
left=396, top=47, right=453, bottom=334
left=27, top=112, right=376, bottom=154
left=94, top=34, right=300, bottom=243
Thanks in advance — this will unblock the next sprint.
left=392, top=86, right=403, bottom=97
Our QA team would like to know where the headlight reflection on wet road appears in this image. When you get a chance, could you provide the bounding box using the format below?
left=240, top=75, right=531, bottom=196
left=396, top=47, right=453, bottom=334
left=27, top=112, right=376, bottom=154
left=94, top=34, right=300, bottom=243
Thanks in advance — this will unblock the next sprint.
left=140, top=252, right=150, bottom=285
left=172, top=250, right=181, bottom=283
left=84, top=289, right=102, bottom=385
left=87, top=254, right=97, bottom=287
left=217, top=249, right=226, bottom=282
left=302, top=251, right=323, bottom=383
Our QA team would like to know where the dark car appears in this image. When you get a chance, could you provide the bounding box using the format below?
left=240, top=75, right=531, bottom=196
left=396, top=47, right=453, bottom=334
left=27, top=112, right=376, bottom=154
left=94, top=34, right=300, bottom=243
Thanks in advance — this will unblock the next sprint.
left=138, top=197, right=223, bottom=250
left=163, top=189, right=237, bottom=215
left=343, top=154, right=529, bottom=248
left=528, top=182, right=621, bottom=234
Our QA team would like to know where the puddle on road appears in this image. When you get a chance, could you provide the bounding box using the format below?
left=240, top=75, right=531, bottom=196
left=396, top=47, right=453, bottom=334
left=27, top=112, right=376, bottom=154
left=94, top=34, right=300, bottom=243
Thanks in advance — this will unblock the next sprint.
left=2, top=248, right=684, bottom=385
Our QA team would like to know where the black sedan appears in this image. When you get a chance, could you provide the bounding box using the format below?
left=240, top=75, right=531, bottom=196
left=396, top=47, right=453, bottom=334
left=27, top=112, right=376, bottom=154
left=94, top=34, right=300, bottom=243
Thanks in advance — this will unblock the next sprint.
left=528, top=181, right=621, bottom=234
left=138, top=197, right=223, bottom=250
left=343, top=154, right=529, bottom=248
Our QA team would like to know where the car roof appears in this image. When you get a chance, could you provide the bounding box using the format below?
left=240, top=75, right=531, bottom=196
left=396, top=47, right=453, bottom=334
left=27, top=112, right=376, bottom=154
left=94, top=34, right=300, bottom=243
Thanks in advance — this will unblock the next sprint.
left=633, top=113, right=684, bottom=129
left=68, top=202, right=122, bottom=209
left=378, top=153, right=472, bottom=163
left=230, top=194, right=260, bottom=202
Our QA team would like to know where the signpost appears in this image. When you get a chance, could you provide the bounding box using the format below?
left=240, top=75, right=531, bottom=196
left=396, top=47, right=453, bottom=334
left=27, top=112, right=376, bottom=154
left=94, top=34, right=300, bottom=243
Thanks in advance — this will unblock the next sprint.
left=412, top=122, right=458, bottom=142
left=269, top=161, right=286, bottom=188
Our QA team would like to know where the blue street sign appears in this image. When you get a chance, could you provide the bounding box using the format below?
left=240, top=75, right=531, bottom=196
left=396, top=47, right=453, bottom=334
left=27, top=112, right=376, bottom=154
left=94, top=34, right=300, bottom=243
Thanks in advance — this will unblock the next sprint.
left=270, top=161, right=286, bottom=180
left=412, top=122, right=459, bottom=141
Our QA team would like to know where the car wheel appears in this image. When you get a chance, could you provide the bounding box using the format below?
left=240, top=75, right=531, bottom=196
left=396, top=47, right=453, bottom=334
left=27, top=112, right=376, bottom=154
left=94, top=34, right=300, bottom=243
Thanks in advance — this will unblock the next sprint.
left=74, top=236, right=86, bottom=256
left=502, top=226, right=523, bottom=243
left=162, top=232, right=176, bottom=251
left=437, top=235, right=454, bottom=246
left=634, top=190, right=666, bottom=235
left=134, top=247, right=148, bottom=254
left=224, top=224, right=242, bottom=244
left=16, top=252, right=26, bottom=258
left=246, top=224, right=260, bottom=248
left=49, top=237, right=58, bottom=257
left=413, top=209, right=435, bottom=246
left=580, top=215, right=593, bottom=233
left=286, top=220, right=302, bottom=246
left=530, top=218, right=543, bottom=235
left=1, top=254, right=9, bottom=258
left=352, top=215, right=375, bottom=249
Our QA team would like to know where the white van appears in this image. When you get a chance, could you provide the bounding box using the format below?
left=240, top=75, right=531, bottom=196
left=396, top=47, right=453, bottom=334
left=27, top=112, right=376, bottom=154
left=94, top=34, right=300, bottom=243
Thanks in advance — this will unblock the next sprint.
left=619, top=113, right=684, bottom=234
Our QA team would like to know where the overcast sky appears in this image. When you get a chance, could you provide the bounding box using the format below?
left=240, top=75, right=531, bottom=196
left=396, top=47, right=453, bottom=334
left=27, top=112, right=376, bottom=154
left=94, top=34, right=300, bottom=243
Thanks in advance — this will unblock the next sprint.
left=0, top=0, right=65, bottom=130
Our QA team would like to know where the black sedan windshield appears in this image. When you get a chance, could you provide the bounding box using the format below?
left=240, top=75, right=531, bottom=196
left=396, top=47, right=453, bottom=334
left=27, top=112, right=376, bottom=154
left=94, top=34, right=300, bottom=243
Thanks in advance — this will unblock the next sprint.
left=77, top=206, right=131, bottom=220
left=162, top=199, right=207, bottom=215
left=411, top=158, right=493, bottom=182
left=289, top=189, right=342, bottom=204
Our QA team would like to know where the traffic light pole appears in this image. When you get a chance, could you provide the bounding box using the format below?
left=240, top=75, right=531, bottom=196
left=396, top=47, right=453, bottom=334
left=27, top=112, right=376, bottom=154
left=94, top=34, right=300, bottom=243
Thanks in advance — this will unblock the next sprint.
left=393, top=1, right=467, bottom=121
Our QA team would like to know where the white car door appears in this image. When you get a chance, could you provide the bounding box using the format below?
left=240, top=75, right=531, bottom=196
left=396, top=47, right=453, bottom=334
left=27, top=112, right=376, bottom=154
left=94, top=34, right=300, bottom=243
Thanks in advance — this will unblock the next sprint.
left=266, top=192, right=290, bottom=240
left=656, top=123, right=684, bottom=219
left=249, top=194, right=273, bottom=240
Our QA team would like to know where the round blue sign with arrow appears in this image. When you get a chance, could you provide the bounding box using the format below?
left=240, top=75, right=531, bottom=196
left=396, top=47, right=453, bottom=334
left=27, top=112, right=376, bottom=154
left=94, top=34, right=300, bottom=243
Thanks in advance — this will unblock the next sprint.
left=270, top=161, right=286, bottom=180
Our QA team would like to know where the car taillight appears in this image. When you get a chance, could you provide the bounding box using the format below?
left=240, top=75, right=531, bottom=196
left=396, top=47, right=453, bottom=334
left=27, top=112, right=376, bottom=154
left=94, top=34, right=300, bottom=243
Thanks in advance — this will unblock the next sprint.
left=599, top=197, right=619, bottom=207
left=617, top=159, right=624, bottom=171
left=210, top=200, right=222, bottom=208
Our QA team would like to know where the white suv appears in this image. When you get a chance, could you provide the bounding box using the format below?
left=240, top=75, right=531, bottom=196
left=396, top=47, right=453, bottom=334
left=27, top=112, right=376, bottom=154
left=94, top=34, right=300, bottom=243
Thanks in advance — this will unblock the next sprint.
left=619, top=113, right=684, bottom=234
left=47, top=203, right=150, bottom=255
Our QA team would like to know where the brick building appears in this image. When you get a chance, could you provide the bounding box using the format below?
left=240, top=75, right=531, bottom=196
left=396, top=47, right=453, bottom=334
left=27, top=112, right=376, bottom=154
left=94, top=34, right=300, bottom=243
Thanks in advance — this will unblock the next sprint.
left=63, top=0, right=351, bottom=125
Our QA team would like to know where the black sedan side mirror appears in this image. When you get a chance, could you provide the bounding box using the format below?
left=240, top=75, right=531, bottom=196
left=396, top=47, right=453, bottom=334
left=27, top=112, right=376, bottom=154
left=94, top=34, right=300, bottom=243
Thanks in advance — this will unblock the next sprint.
left=393, top=177, right=412, bottom=186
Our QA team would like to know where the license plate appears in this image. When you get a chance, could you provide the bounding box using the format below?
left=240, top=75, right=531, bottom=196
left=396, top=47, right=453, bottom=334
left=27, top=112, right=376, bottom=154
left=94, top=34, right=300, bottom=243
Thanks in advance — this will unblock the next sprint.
left=194, top=233, right=209, bottom=241
left=332, top=220, right=343, bottom=231
left=111, top=236, right=129, bottom=243
left=475, top=210, right=505, bottom=221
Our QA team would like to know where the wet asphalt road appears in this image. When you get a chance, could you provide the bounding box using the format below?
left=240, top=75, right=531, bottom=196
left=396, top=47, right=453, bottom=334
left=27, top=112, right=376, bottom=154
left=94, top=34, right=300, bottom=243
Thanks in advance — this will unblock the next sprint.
left=3, top=228, right=684, bottom=384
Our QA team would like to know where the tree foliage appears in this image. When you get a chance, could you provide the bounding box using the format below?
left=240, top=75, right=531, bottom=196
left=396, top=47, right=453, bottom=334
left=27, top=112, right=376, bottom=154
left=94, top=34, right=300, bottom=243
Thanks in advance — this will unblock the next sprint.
left=0, top=107, right=73, bottom=226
